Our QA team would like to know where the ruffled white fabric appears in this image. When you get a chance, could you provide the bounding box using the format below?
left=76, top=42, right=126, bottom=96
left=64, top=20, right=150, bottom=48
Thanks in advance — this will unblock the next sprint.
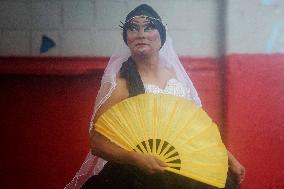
left=144, top=78, right=187, bottom=98
left=64, top=34, right=202, bottom=189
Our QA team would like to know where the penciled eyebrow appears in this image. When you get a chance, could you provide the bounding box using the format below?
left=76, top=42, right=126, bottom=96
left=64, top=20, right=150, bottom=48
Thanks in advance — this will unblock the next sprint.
left=130, top=23, right=151, bottom=27
left=131, top=19, right=150, bottom=25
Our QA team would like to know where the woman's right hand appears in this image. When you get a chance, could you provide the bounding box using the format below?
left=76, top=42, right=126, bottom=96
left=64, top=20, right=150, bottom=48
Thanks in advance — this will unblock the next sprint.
left=131, top=152, right=168, bottom=174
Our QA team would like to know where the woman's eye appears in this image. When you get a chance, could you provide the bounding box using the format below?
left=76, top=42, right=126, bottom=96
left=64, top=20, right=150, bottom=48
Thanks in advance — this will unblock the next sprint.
left=128, top=24, right=139, bottom=32
left=144, top=24, right=156, bottom=32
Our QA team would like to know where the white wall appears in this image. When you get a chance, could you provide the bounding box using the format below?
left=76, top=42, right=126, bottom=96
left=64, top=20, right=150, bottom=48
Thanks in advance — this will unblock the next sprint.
left=0, top=0, right=221, bottom=57
left=226, top=0, right=284, bottom=54
left=0, top=0, right=283, bottom=57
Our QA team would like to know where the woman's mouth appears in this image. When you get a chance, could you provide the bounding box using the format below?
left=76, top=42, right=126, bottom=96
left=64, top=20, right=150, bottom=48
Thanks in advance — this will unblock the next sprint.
left=136, top=43, right=148, bottom=46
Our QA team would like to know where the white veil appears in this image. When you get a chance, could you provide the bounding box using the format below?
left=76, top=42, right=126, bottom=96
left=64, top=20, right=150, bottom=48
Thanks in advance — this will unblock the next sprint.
left=64, top=34, right=202, bottom=189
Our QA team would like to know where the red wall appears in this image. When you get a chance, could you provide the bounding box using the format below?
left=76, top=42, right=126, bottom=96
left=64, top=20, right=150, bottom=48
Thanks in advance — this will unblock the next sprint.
left=0, top=58, right=104, bottom=189
left=0, top=55, right=283, bottom=188
left=226, top=54, right=284, bottom=188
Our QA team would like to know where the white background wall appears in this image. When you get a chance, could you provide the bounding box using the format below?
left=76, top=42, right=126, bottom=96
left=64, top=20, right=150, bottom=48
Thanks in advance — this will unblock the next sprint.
left=0, top=0, right=283, bottom=57
left=226, top=0, right=284, bottom=54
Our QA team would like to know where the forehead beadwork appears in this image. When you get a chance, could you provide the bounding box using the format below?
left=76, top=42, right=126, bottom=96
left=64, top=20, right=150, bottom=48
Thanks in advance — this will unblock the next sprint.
left=126, top=15, right=162, bottom=24
left=120, top=15, right=163, bottom=29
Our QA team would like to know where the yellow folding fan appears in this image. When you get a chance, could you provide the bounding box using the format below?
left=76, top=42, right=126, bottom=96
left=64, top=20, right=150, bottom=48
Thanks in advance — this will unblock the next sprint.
left=94, top=93, right=228, bottom=188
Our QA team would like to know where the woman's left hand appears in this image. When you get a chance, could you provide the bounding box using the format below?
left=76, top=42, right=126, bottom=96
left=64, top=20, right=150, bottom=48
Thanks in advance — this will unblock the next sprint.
left=228, top=152, right=246, bottom=184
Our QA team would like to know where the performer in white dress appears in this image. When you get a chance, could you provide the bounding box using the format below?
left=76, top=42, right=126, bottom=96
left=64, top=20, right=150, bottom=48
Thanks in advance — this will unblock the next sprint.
left=65, top=4, right=245, bottom=189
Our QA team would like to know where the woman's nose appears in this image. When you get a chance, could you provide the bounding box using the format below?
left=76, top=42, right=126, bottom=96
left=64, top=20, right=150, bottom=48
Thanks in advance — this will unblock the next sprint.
left=137, top=27, right=146, bottom=38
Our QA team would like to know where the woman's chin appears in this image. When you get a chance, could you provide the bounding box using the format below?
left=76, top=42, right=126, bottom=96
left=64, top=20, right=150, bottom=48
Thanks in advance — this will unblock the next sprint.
left=133, top=48, right=153, bottom=57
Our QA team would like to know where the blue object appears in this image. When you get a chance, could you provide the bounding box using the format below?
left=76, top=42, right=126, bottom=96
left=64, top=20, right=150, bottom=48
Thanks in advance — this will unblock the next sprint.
left=261, top=0, right=278, bottom=6
left=266, top=20, right=284, bottom=53
left=40, top=35, right=56, bottom=53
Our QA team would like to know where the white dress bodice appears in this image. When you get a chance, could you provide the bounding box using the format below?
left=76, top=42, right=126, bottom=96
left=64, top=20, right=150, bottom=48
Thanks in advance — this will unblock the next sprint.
left=144, top=78, right=187, bottom=98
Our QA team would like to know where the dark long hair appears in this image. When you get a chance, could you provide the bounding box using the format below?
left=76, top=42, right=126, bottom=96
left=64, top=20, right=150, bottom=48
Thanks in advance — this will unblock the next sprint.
left=119, top=57, right=145, bottom=97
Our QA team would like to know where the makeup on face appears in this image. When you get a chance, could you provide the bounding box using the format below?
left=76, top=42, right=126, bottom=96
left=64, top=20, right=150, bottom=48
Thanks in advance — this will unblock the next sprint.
left=126, top=17, right=161, bottom=57
left=127, top=20, right=157, bottom=33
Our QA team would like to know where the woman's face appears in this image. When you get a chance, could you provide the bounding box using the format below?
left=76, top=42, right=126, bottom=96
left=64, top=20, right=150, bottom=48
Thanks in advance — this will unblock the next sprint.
left=126, top=17, right=161, bottom=57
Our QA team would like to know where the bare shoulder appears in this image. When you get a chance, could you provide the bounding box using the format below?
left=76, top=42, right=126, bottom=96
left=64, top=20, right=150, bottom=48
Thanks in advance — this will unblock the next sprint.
left=94, top=75, right=129, bottom=121
left=112, top=76, right=129, bottom=101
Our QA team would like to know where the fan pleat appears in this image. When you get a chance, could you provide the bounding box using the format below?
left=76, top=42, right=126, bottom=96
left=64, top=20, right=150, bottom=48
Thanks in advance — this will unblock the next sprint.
left=165, top=155, right=181, bottom=163
left=163, top=148, right=178, bottom=159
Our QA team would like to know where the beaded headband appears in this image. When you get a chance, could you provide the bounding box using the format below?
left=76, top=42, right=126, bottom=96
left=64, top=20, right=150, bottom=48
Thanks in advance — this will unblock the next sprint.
left=119, top=15, right=166, bottom=30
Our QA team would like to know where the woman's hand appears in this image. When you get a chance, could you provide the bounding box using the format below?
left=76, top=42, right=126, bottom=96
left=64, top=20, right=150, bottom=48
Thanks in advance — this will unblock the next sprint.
left=131, top=152, right=168, bottom=174
left=228, top=152, right=246, bottom=184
